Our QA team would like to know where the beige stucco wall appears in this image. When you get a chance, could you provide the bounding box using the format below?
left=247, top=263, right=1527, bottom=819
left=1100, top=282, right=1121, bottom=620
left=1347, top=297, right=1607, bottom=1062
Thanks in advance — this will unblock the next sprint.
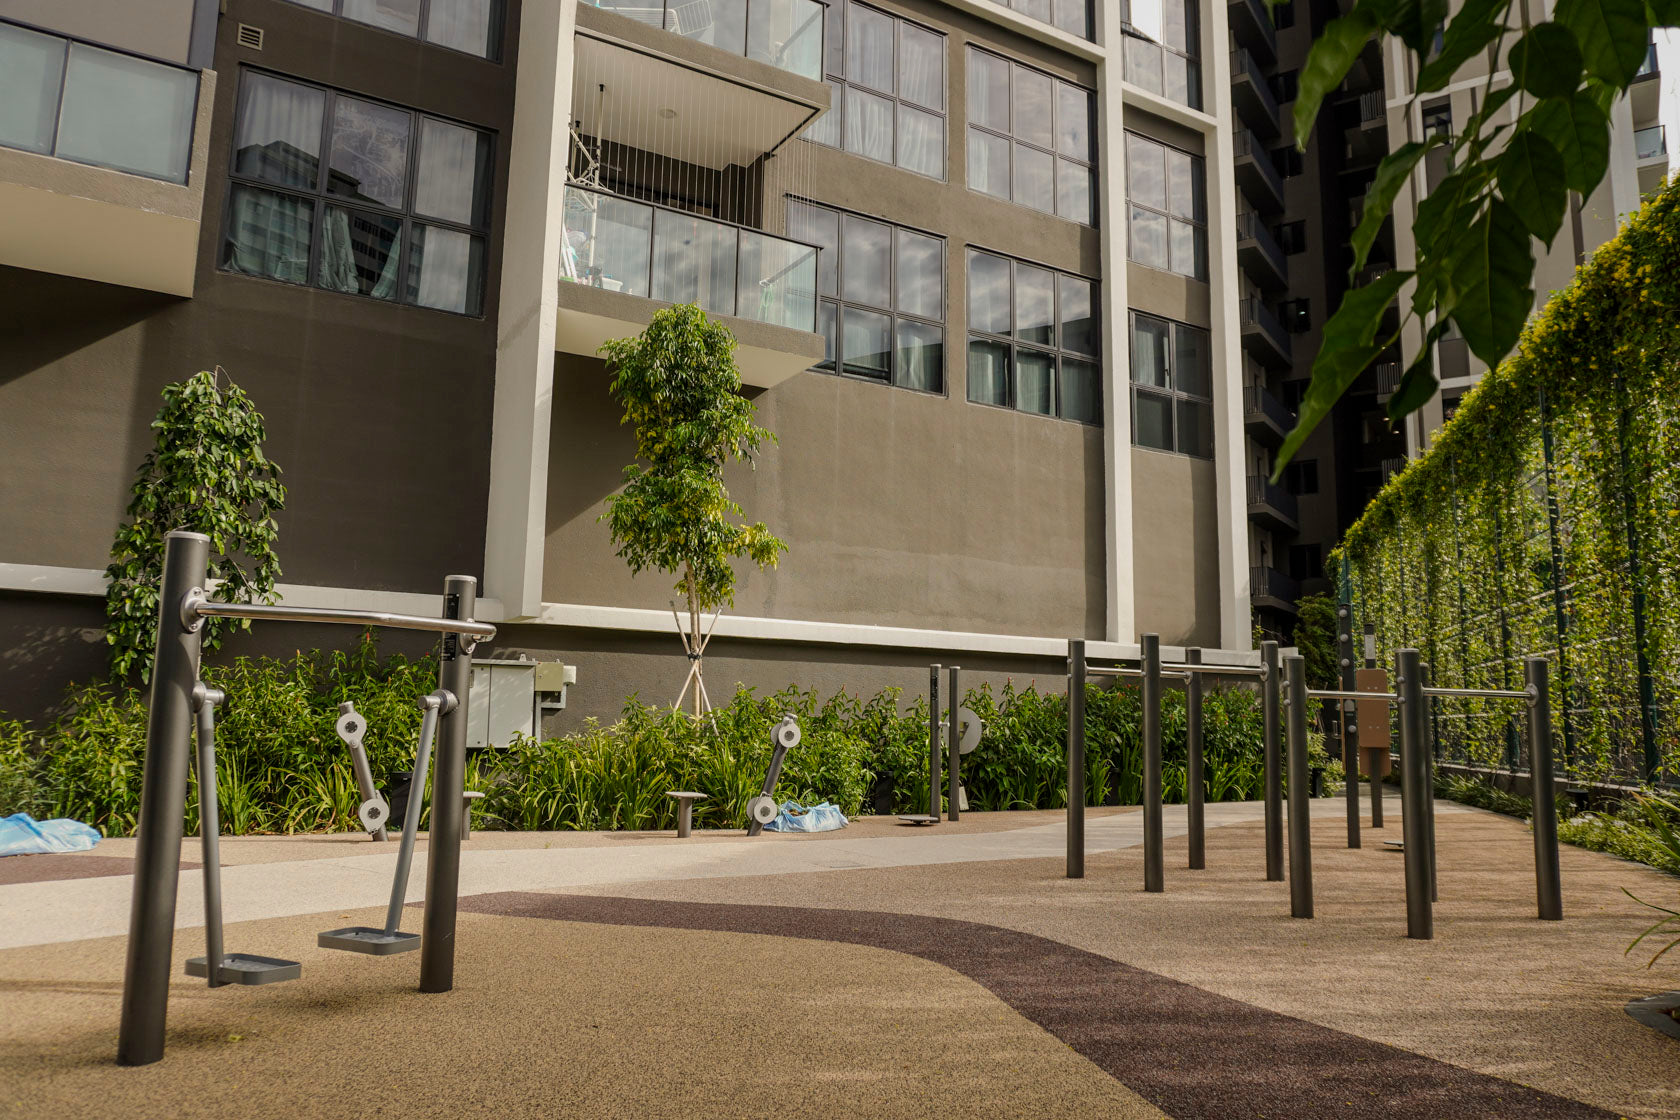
left=1129, top=447, right=1222, bottom=646
left=0, top=0, right=197, bottom=62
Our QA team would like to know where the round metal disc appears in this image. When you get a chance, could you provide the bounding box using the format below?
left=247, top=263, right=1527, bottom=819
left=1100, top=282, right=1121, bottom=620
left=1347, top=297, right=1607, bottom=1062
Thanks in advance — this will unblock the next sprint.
left=957, top=707, right=983, bottom=754
left=774, top=716, right=801, bottom=749
left=358, top=796, right=389, bottom=833
left=747, top=795, right=779, bottom=825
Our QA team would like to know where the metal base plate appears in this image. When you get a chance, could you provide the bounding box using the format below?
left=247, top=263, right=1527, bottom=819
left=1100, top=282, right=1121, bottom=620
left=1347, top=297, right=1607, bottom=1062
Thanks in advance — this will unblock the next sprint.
left=897, top=815, right=939, bottom=825
left=185, top=954, right=301, bottom=985
left=317, top=927, right=421, bottom=955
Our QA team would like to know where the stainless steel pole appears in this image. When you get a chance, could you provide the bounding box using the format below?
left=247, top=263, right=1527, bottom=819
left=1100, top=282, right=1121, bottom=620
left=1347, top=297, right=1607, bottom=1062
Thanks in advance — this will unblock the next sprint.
left=1421, top=662, right=1438, bottom=903
left=1186, top=647, right=1205, bottom=871
left=118, top=530, right=209, bottom=1066
left=928, top=664, right=942, bottom=821
left=1261, top=640, right=1283, bottom=882
left=192, top=685, right=228, bottom=987
left=1285, top=655, right=1313, bottom=918
left=1142, top=634, right=1164, bottom=893
left=1526, top=657, right=1563, bottom=920
left=1067, top=640, right=1085, bottom=879
left=1338, top=602, right=1360, bottom=849
left=386, top=694, right=444, bottom=934
left=420, top=575, right=476, bottom=993
left=1397, top=648, right=1432, bottom=939
left=947, top=665, right=961, bottom=821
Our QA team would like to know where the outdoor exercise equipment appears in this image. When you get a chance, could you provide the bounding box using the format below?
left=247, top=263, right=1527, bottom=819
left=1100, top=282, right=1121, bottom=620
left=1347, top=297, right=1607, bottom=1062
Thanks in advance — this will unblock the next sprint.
left=900, top=664, right=945, bottom=824
left=117, top=531, right=493, bottom=1067
left=945, top=667, right=981, bottom=819
left=337, top=701, right=389, bottom=841
left=666, top=791, right=707, bottom=837
left=317, top=689, right=453, bottom=955
left=746, top=715, right=801, bottom=837
left=184, top=683, right=301, bottom=987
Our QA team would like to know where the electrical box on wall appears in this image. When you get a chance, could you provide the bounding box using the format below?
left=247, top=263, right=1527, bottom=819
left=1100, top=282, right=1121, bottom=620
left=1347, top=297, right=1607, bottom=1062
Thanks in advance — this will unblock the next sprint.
left=468, top=657, right=576, bottom=749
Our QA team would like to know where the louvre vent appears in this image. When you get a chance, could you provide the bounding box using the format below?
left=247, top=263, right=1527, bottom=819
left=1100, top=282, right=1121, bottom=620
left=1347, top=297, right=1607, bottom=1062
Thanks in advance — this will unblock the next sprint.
left=236, top=24, right=264, bottom=49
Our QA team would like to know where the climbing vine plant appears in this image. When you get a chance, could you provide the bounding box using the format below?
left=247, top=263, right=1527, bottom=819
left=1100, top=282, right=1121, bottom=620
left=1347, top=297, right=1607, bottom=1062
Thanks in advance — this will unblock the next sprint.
left=1334, top=177, right=1680, bottom=787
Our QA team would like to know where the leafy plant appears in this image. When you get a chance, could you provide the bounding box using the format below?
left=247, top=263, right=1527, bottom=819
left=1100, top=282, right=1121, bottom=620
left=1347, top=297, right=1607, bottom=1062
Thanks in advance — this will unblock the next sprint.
left=1278, top=0, right=1680, bottom=469
left=105, top=368, right=285, bottom=681
left=1293, top=592, right=1340, bottom=689
left=599, top=305, right=787, bottom=715
left=1622, top=793, right=1680, bottom=967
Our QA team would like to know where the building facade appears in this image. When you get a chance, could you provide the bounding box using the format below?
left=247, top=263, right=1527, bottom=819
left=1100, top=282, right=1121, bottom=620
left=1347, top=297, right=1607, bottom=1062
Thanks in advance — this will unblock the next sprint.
left=0, top=0, right=1268, bottom=731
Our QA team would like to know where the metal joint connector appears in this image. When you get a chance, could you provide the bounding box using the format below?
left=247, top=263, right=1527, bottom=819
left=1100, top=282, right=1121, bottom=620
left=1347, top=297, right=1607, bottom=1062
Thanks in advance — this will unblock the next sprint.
left=180, top=589, right=208, bottom=633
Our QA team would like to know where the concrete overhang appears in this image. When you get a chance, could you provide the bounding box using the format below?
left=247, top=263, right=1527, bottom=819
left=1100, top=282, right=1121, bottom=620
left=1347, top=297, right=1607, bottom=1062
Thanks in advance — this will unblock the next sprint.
left=556, top=279, right=824, bottom=388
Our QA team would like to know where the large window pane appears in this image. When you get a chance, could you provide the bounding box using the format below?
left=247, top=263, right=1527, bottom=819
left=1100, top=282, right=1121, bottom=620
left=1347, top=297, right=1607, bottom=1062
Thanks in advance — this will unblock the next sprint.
left=896, top=320, right=943, bottom=392
left=0, top=23, right=64, bottom=156
left=343, top=0, right=422, bottom=36
left=1169, top=218, right=1205, bottom=279
left=1163, top=0, right=1192, bottom=51
left=1126, top=36, right=1163, bottom=95
left=328, top=96, right=411, bottom=209
left=844, top=85, right=893, bottom=163
left=672, top=0, right=747, bottom=56
left=414, top=117, right=492, bottom=226
left=967, top=128, right=1009, bottom=198
left=1164, top=53, right=1199, bottom=110
left=1011, top=67, right=1053, bottom=149
left=967, top=49, right=1010, bottom=132
left=1053, top=0, right=1091, bottom=42
left=427, top=0, right=500, bottom=57
left=847, top=4, right=894, bottom=92
left=222, top=185, right=314, bottom=284
left=898, top=23, right=944, bottom=110
left=843, top=306, right=892, bottom=378
left=1016, top=350, right=1056, bottom=415
left=55, top=44, right=197, bottom=183
left=1134, top=389, right=1174, bottom=450
left=1176, top=398, right=1211, bottom=457
left=816, top=300, right=837, bottom=368
left=896, top=105, right=944, bottom=178
left=234, top=73, right=326, bottom=190
left=825, top=0, right=843, bottom=77
left=841, top=213, right=891, bottom=306
left=967, top=338, right=1010, bottom=405
left=1165, top=148, right=1204, bottom=220
left=966, top=251, right=1011, bottom=335
left=1174, top=323, right=1210, bottom=396
left=749, top=0, right=824, bottom=78
left=318, top=206, right=402, bottom=299
left=1061, top=357, right=1099, bottom=423
left=652, top=210, right=736, bottom=314
left=895, top=229, right=942, bottom=319
left=562, top=190, right=651, bottom=297
left=1059, top=275, right=1096, bottom=355
left=1129, top=206, right=1168, bottom=270
left=1131, top=315, right=1170, bottom=388
left=1126, top=133, right=1166, bottom=209
left=1015, top=0, right=1052, bottom=22
left=408, top=224, right=485, bottom=314
left=788, top=200, right=839, bottom=295
left=1056, top=159, right=1093, bottom=224
left=1012, top=143, right=1054, bottom=213
left=1015, top=265, right=1054, bottom=346
left=739, top=231, right=816, bottom=330
left=1056, top=83, right=1092, bottom=160
left=805, top=82, right=842, bottom=146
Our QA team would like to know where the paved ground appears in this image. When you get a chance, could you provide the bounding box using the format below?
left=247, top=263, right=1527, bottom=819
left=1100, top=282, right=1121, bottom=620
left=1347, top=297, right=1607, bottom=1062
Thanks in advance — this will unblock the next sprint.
left=1, top=794, right=1676, bottom=1119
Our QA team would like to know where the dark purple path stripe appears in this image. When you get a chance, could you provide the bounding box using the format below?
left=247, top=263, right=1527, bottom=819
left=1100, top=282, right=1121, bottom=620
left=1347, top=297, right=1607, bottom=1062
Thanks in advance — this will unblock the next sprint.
left=0, top=854, right=200, bottom=886
left=460, top=891, right=1616, bottom=1120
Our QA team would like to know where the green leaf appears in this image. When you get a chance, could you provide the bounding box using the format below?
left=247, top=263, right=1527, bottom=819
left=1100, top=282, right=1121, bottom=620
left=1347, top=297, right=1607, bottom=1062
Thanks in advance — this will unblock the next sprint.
left=1416, top=0, right=1511, bottom=90
left=1508, top=23, right=1585, bottom=97
left=1652, top=0, right=1680, bottom=25
left=1350, top=140, right=1440, bottom=278
left=1274, top=270, right=1412, bottom=472
left=1387, top=323, right=1443, bottom=420
left=1525, top=91, right=1611, bottom=193
left=1294, top=10, right=1378, bottom=150
left=1442, top=197, right=1533, bottom=365
left=1554, top=0, right=1651, bottom=83
left=1496, top=131, right=1569, bottom=245
left=1372, top=0, right=1453, bottom=51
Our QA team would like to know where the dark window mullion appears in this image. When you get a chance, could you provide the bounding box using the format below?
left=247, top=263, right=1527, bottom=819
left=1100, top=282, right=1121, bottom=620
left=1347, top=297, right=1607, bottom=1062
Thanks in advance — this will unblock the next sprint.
left=305, top=89, right=338, bottom=291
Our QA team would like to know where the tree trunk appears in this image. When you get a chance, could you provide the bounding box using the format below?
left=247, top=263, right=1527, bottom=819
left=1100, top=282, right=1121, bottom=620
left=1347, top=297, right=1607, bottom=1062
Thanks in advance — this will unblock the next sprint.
left=684, top=562, right=703, bottom=717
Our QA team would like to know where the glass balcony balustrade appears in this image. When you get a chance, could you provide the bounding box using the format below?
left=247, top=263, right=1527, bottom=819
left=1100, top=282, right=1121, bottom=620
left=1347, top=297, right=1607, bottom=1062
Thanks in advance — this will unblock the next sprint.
left=1635, top=125, right=1667, bottom=161
left=582, top=0, right=824, bottom=80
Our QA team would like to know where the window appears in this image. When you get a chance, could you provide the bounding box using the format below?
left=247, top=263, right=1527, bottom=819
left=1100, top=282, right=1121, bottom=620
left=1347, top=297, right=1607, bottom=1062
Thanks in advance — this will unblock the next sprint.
left=1281, top=298, right=1310, bottom=332
left=1130, top=312, right=1210, bottom=456
left=990, top=0, right=1093, bottom=40
left=1275, top=145, right=1302, bottom=177
left=1272, top=1, right=1294, bottom=29
left=1284, top=459, right=1318, bottom=495
left=1269, top=69, right=1298, bottom=104
left=1120, top=0, right=1201, bottom=110
left=1280, top=379, right=1307, bottom=410
left=965, top=49, right=1095, bottom=224
left=1288, top=544, right=1322, bottom=581
left=804, top=0, right=946, bottom=180
left=1125, top=132, right=1206, bottom=280
left=1278, top=220, right=1307, bottom=254
left=222, top=71, right=493, bottom=315
left=967, top=249, right=1100, bottom=423
left=281, top=0, right=504, bottom=59
left=789, top=199, right=945, bottom=391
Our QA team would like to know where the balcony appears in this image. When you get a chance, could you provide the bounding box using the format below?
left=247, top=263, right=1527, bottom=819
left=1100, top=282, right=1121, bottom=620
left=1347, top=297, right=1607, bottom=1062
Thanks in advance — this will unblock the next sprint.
left=1230, top=48, right=1281, bottom=139
left=559, top=185, right=824, bottom=386
left=1236, top=212, right=1288, bottom=292
left=0, top=18, right=213, bottom=296
left=1233, top=130, right=1285, bottom=214
left=1373, top=361, right=1401, bottom=402
left=1226, top=0, right=1276, bottom=67
left=1250, top=565, right=1301, bottom=613
left=582, top=0, right=824, bottom=79
left=1345, top=89, right=1388, bottom=166
left=1243, top=384, right=1294, bottom=447
left=1239, top=298, right=1291, bottom=370
left=1246, top=476, right=1299, bottom=533
left=1636, top=124, right=1667, bottom=162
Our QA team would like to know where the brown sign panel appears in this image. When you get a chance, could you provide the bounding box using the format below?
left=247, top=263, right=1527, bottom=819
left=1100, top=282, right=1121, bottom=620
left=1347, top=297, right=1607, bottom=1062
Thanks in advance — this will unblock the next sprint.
left=1356, top=667, right=1391, bottom=777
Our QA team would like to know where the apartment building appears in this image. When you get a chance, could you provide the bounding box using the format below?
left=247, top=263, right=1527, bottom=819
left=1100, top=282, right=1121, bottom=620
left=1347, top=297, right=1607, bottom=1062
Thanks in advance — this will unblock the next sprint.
left=0, top=0, right=1261, bottom=731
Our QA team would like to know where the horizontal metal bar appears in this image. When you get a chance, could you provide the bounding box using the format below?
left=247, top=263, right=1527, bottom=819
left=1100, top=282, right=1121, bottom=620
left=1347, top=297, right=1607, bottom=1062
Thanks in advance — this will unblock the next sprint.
left=1421, top=686, right=1534, bottom=701
left=1160, top=662, right=1267, bottom=678
left=1303, top=688, right=1397, bottom=701
left=1085, top=665, right=1132, bottom=677
left=186, top=596, right=497, bottom=639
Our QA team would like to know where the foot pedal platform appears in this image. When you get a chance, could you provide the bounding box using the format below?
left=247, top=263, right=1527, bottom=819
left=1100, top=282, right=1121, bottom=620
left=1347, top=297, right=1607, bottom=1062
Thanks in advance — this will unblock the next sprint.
left=185, top=954, right=301, bottom=985
left=317, top=927, right=421, bottom=955
left=897, top=814, right=939, bottom=826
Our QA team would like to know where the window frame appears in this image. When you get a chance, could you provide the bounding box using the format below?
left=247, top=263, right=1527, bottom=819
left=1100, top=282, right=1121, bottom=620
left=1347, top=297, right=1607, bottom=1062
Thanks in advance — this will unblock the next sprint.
left=806, top=0, right=948, bottom=181
left=789, top=197, right=948, bottom=394
left=220, top=67, right=496, bottom=317
left=964, top=46, right=1097, bottom=226
left=1128, top=310, right=1212, bottom=457
left=1119, top=0, right=1202, bottom=110
left=965, top=246, right=1102, bottom=425
left=1124, top=130, right=1207, bottom=280
left=277, top=0, right=506, bottom=61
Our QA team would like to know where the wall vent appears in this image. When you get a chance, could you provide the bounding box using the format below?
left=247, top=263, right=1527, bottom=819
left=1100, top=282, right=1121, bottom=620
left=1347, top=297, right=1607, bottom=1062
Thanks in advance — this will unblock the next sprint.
left=236, top=24, right=264, bottom=49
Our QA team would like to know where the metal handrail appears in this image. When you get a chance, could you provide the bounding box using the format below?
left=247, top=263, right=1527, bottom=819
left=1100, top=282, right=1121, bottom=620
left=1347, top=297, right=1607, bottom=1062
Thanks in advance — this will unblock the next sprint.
left=184, top=595, right=497, bottom=639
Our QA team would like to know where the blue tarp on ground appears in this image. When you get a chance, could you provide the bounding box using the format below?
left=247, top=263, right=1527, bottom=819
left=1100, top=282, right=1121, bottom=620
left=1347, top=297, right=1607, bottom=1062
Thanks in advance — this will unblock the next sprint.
left=0, top=813, right=101, bottom=857
left=763, top=801, right=849, bottom=833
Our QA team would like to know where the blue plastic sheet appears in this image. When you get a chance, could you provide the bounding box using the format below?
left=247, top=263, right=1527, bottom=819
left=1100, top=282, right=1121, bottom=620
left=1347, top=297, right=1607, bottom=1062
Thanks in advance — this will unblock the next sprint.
left=763, top=801, right=849, bottom=833
left=0, top=813, right=101, bottom=857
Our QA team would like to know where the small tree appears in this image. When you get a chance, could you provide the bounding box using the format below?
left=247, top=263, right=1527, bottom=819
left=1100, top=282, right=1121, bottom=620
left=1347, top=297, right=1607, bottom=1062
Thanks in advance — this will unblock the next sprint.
left=599, top=305, right=787, bottom=715
left=105, top=368, right=286, bottom=681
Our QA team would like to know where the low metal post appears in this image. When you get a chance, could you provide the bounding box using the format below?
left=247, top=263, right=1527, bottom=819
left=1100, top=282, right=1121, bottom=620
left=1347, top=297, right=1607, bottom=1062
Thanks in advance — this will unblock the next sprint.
left=1142, top=634, right=1164, bottom=893
left=1261, top=640, right=1283, bottom=882
left=1186, top=647, right=1205, bottom=871
left=118, top=531, right=209, bottom=1066
left=420, top=575, right=476, bottom=994
left=1397, top=649, right=1432, bottom=939
left=1421, top=662, right=1438, bottom=903
left=1067, top=640, right=1085, bottom=879
left=1285, top=656, right=1314, bottom=918
left=1364, top=624, right=1383, bottom=829
left=1338, top=601, right=1360, bottom=849
left=1526, top=657, right=1563, bottom=921
left=947, top=665, right=961, bottom=821
left=928, top=665, right=942, bottom=821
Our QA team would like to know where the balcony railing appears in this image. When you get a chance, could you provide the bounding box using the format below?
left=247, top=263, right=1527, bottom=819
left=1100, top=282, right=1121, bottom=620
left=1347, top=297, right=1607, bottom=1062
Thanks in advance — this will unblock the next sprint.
left=561, top=185, right=818, bottom=332
left=1356, top=89, right=1385, bottom=124
left=1230, top=47, right=1280, bottom=135
left=1243, top=383, right=1294, bottom=440
left=1637, top=42, right=1659, bottom=78
left=1236, top=211, right=1287, bottom=287
left=1636, top=124, right=1667, bottom=162
left=1373, top=361, right=1401, bottom=401
left=1227, top=0, right=1277, bottom=63
left=583, top=0, right=824, bottom=80
left=1233, top=129, right=1285, bottom=211
left=1246, top=475, right=1299, bottom=526
left=1250, top=565, right=1300, bottom=605
left=0, top=18, right=199, bottom=184
left=1240, top=297, right=1291, bottom=361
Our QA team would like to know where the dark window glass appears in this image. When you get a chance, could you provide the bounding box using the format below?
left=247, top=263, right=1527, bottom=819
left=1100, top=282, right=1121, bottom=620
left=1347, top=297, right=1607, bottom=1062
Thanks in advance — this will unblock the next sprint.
left=805, top=0, right=946, bottom=180
left=1285, top=460, right=1319, bottom=495
left=1288, top=544, right=1322, bottom=581
left=843, top=306, right=892, bottom=378
left=1129, top=311, right=1210, bottom=456
left=967, top=249, right=1012, bottom=335
left=328, top=96, right=411, bottom=209
left=233, top=72, right=325, bottom=189
left=284, top=0, right=502, bottom=58
left=895, top=228, right=943, bottom=319
left=968, top=128, right=1010, bottom=198
left=1015, top=265, right=1055, bottom=346
left=841, top=213, right=891, bottom=305
left=1278, top=219, right=1307, bottom=255
left=1270, top=70, right=1298, bottom=103
left=1281, top=297, right=1311, bottom=332
left=414, top=117, right=493, bottom=226
left=966, top=47, right=1095, bottom=226
left=967, top=338, right=1011, bottom=405
left=967, top=249, right=1100, bottom=424
left=1126, top=131, right=1206, bottom=279
left=897, top=320, right=944, bottom=391
left=1272, top=1, right=1294, bottom=29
